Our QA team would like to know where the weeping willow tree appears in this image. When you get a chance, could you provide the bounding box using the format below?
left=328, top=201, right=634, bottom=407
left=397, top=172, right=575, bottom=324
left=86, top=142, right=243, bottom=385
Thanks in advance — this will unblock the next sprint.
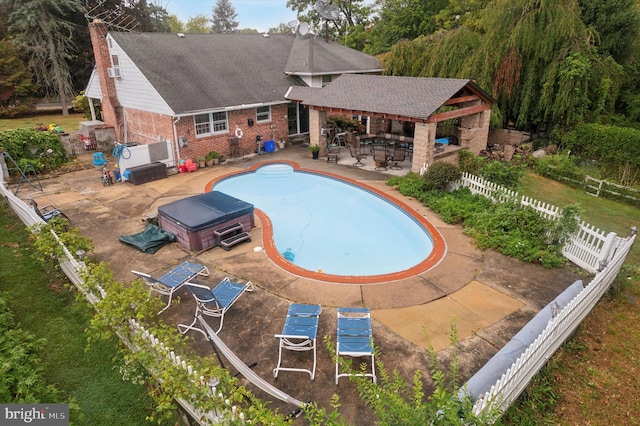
left=383, top=0, right=626, bottom=129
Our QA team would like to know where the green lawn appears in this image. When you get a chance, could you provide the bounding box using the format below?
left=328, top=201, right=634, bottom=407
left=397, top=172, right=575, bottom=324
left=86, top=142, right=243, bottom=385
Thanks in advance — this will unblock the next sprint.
left=0, top=112, right=85, bottom=132
left=0, top=201, right=168, bottom=425
left=520, top=172, right=640, bottom=264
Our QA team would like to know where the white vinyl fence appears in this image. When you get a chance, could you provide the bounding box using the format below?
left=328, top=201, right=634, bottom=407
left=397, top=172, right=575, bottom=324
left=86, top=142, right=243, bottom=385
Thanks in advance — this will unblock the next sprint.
left=459, top=172, right=622, bottom=274
left=0, top=175, right=228, bottom=424
left=456, top=172, right=636, bottom=417
left=2, top=167, right=636, bottom=423
left=470, top=233, right=635, bottom=416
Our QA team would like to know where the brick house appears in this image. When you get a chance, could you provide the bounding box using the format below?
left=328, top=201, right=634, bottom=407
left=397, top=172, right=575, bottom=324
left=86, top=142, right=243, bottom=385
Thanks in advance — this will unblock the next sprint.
left=85, top=20, right=383, bottom=165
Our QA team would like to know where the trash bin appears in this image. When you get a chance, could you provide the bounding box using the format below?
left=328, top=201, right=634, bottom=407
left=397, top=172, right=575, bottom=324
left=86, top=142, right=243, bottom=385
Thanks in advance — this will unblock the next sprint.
left=264, top=140, right=275, bottom=153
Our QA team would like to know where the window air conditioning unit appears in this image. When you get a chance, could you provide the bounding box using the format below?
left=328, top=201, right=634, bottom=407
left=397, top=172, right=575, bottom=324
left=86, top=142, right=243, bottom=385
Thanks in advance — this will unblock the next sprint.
left=107, top=67, right=121, bottom=78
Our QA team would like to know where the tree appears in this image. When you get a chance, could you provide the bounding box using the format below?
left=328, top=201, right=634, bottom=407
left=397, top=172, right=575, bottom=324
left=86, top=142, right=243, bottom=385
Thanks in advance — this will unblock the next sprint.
left=382, top=0, right=626, bottom=130
left=0, top=39, right=38, bottom=117
left=579, top=0, right=640, bottom=64
left=165, top=14, right=185, bottom=33
left=211, top=0, right=238, bottom=33
left=147, top=2, right=172, bottom=32
left=4, top=0, right=85, bottom=116
left=286, top=0, right=373, bottom=43
left=365, top=0, right=449, bottom=55
left=186, top=15, right=211, bottom=33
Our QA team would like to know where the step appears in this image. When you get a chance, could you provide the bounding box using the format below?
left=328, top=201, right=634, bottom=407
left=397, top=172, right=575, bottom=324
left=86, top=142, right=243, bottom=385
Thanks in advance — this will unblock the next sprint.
left=214, top=222, right=243, bottom=240
left=220, top=232, right=251, bottom=251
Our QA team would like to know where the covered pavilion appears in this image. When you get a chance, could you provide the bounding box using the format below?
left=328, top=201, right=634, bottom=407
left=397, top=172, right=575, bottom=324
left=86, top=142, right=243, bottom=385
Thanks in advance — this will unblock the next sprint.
left=285, top=74, right=495, bottom=173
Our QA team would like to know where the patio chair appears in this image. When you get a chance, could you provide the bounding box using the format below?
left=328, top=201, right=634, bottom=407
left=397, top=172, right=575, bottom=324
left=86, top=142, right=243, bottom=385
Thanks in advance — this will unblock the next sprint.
left=131, top=261, right=209, bottom=314
left=177, top=277, right=254, bottom=335
left=336, top=307, right=376, bottom=384
left=348, top=144, right=366, bottom=167
left=373, top=148, right=388, bottom=171
left=28, top=197, right=70, bottom=223
left=228, top=137, right=245, bottom=160
left=273, top=304, right=322, bottom=380
left=327, top=146, right=340, bottom=163
left=389, top=148, right=406, bottom=170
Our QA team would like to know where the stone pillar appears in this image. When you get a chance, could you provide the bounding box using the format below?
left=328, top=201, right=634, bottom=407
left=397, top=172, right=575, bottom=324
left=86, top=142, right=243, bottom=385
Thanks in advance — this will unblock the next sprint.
left=411, top=122, right=436, bottom=173
left=309, top=109, right=328, bottom=155
left=458, top=107, right=491, bottom=155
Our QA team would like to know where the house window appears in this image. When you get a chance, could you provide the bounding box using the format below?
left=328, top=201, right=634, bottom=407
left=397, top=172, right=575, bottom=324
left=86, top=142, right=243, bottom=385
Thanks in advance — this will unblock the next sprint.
left=211, top=111, right=228, bottom=133
left=194, top=111, right=228, bottom=136
left=256, top=106, right=271, bottom=123
left=322, top=75, right=332, bottom=87
left=107, top=54, right=122, bottom=78
left=194, top=114, right=211, bottom=135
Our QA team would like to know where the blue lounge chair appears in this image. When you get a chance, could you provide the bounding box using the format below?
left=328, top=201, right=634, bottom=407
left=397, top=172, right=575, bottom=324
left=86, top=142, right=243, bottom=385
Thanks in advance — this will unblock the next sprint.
left=273, top=304, right=322, bottom=380
left=131, top=261, right=209, bottom=314
left=336, top=307, right=377, bottom=384
left=28, top=197, right=70, bottom=223
left=177, top=277, right=254, bottom=335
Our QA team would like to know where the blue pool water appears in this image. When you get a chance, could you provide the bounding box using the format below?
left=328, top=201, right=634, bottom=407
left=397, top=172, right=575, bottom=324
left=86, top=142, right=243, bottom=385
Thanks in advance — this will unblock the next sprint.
left=213, top=163, right=434, bottom=277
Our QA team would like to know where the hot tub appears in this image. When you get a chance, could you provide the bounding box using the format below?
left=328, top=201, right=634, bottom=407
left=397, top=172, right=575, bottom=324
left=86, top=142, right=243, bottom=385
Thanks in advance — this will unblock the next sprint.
left=158, top=191, right=254, bottom=251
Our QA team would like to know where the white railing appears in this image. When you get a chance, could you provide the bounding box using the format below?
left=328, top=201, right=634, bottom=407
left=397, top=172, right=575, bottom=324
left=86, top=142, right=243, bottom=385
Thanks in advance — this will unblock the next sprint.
left=470, top=233, right=635, bottom=416
left=456, top=172, right=637, bottom=418
left=459, top=172, right=620, bottom=273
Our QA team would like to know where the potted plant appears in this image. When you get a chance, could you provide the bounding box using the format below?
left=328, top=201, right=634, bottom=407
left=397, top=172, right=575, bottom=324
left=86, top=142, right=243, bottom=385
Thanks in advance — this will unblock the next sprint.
left=196, top=155, right=206, bottom=168
left=308, top=144, right=320, bottom=159
left=205, top=150, right=220, bottom=166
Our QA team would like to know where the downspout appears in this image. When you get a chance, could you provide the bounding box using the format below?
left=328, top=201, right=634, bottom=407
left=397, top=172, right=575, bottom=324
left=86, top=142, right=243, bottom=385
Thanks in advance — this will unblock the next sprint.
left=172, top=117, right=181, bottom=166
left=89, top=98, right=97, bottom=121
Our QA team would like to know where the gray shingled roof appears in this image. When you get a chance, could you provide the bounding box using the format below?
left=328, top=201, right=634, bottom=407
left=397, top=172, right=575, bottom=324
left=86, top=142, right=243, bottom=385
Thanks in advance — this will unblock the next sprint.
left=286, top=74, right=481, bottom=120
left=109, top=33, right=382, bottom=115
left=285, top=36, right=382, bottom=74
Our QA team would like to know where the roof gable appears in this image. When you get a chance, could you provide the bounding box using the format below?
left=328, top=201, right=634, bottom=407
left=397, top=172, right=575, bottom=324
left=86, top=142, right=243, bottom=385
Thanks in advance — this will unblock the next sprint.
left=285, top=36, right=382, bottom=75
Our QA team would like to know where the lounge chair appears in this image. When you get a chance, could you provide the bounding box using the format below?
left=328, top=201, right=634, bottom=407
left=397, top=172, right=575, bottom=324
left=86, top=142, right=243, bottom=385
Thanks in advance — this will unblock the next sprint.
left=348, top=144, right=366, bottom=167
left=389, top=148, right=406, bottom=170
left=335, top=307, right=377, bottom=384
left=131, top=261, right=209, bottom=314
left=177, top=277, right=253, bottom=335
left=273, top=304, right=322, bottom=380
left=28, top=197, right=70, bottom=223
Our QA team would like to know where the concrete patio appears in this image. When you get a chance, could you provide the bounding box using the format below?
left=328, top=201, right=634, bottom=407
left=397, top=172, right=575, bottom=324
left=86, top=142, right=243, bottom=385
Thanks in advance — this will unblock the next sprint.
left=13, top=144, right=586, bottom=424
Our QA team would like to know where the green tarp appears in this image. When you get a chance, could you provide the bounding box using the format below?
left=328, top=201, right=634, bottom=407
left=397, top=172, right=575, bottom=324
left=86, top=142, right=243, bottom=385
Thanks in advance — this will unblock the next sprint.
left=119, top=223, right=177, bottom=254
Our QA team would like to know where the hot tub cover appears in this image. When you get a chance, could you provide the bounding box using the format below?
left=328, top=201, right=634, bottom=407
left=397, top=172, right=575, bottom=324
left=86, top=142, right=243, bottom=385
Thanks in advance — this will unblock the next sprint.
left=119, top=223, right=177, bottom=253
left=157, top=191, right=254, bottom=232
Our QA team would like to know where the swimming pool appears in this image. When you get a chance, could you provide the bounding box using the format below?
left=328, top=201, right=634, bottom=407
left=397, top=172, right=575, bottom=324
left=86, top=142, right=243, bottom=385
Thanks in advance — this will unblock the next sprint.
left=210, top=162, right=445, bottom=283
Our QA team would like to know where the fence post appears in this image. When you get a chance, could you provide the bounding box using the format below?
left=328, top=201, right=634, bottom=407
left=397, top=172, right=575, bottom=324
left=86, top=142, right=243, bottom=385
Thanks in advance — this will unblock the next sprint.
left=599, top=231, right=618, bottom=266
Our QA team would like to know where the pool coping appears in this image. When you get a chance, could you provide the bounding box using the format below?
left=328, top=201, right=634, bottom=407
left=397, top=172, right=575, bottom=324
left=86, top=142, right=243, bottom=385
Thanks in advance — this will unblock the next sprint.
left=204, top=160, right=447, bottom=284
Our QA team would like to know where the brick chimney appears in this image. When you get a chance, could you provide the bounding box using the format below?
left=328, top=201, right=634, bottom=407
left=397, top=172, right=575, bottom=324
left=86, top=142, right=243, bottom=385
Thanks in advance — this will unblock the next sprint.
left=88, top=19, right=123, bottom=141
